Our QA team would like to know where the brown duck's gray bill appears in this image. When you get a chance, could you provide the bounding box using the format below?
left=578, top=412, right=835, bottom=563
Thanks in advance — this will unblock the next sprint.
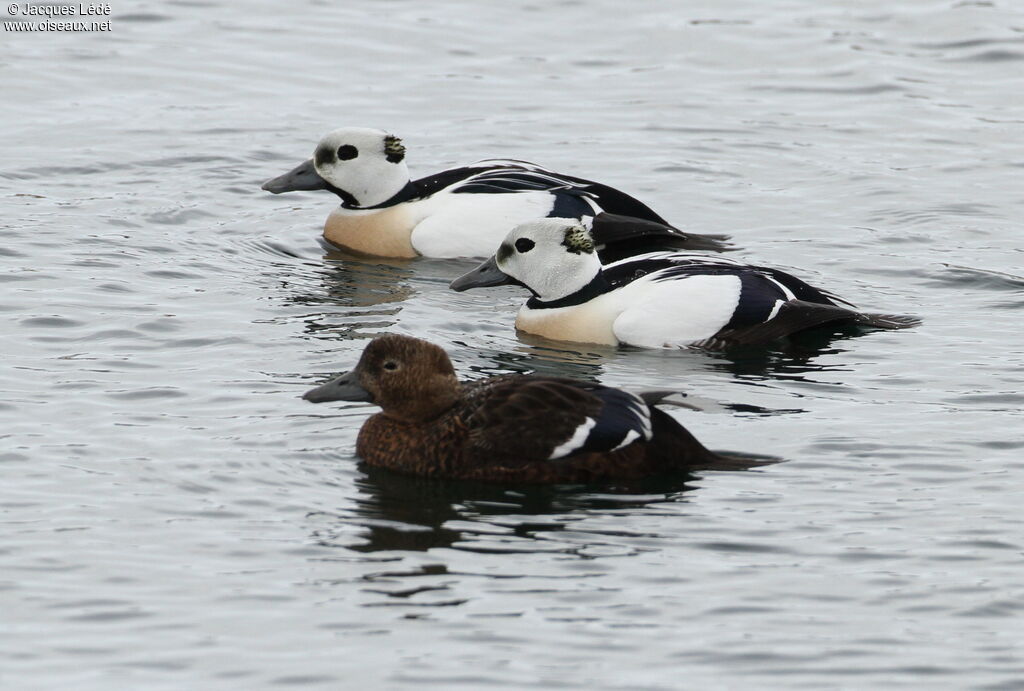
left=302, top=371, right=372, bottom=403
left=449, top=256, right=516, bottom=292
left=262, top=159, right=330, bottom=193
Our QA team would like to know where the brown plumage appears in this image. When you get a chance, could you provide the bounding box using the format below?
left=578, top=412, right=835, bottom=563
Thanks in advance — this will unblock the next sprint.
left=303, top=334, right=747, bottom=483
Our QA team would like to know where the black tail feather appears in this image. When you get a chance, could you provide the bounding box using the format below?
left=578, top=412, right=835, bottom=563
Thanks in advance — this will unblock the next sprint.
left=851, top=312, right=922, bottom=330
left=695, top=452, right=781, bottom=472
left=705, top=299, right=921, bottom=346
left=590, top=212, right=734, bottom=262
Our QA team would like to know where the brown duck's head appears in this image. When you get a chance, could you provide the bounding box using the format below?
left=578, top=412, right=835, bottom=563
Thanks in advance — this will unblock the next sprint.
left=303, top=334, right=460, bottom=422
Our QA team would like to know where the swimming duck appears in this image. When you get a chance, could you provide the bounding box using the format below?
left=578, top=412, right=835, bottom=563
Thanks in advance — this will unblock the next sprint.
left=449, top=218, right=920, bottom=348
left=262, top=127, right=730, bottom=260
left=303, top=334, right=735, bottom=483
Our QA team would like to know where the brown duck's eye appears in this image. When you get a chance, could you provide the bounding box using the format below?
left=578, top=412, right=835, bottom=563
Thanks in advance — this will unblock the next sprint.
left=514, top=238, right=535, bottom=253
left=337, top=145, right=358, bottom=161
left=382, top=361, right=398, bottom=371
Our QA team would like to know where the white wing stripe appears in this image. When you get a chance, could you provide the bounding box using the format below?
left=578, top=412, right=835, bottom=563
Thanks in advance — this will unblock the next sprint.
left=456, top=167, right=594, bottom=194
left=628, top=396, right=653, bottom=439
left=549, top=417, right=596, bottom=459
left=611, top=429, right=641, bottom=451
left=604, top=251, right=747, bottom=270
left=764, top=275, right=797, bottom=301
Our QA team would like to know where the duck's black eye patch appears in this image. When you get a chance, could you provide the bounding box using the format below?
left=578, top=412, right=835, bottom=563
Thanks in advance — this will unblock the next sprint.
left=514, top=238, right=535, bottom=253
left=383, top=361, right=398, bottom=371
left=337, top=145, right=358, bottom=161
left=314, top=144, right=334, bottom=168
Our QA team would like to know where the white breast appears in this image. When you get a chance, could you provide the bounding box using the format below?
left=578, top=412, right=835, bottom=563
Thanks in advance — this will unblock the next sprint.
left=515, top=273, right=743, bottom=348
left=409, top=190, right=556, bottom=258
left=611, top=274, right=742, bottom=348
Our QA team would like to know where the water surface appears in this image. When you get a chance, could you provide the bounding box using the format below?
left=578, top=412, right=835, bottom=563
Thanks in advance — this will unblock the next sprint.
left=3, top=1, right=1024, bottom=688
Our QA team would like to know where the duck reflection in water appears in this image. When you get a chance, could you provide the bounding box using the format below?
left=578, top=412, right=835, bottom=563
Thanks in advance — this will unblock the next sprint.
left=284, top=253, right=475, bottom=341
left=314, top=464, right=706, bottom=554
left=701, top=324, right=863, bottom=380
left=454, top=338, right=612, bottom=383
left=294, top=249, right=417, bottom=308
left=509, top=326, right=867, bottom=416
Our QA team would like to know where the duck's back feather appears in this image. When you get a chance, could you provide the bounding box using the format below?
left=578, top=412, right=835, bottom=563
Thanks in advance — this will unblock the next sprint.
left=406, top=161, right=732, bottom=257
left=556, top=172, right=669, bottom=224
left=462, top=376, right=604, bottom=462
left=751, top=265, right=852, bottom=308
left=463, top=377, right=654, bottom=461
left=429, top=158, right=664, bottom=221
left=548, top=252, right=919, bottom=348
left=355, top=375, right=724, bottom=482
left=410, top=161, right=594, bottom=201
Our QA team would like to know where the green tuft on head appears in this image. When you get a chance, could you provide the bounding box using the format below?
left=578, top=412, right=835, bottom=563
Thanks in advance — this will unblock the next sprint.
left=560, top=225, right=595, bottom=255
left=383, top=134, right=406, bottom=163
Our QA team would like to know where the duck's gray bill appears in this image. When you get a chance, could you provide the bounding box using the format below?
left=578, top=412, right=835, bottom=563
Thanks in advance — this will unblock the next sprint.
left=303, top=371, right=372, bottom=403
left=262, top=159, right=329, bottom=194
left=449, top=256, right=515, bottom=292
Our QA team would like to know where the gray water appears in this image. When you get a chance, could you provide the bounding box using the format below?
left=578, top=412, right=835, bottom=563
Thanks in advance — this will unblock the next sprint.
left=4, top=1, right=1024, bottom=688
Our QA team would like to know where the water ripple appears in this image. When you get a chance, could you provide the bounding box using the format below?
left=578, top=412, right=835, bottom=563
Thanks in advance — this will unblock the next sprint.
left=5, top=1, right=1024, bottom=688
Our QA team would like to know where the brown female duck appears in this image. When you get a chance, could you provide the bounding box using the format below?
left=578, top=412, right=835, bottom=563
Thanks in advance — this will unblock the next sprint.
left=303, top=334, right=741, bottom=483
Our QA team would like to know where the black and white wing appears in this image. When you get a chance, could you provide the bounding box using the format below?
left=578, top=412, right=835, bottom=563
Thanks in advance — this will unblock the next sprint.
left=548, top=384, right=653, bottom=458
left=464, top=377, right=653, bottom=462
left=410, top=160, right=592, bottom=198
left=604, top=252, right=920, bottom=347
left=712, top=264, right=918, bottom=342
left=412, top=160, right=733, bottom=254
left=452, top=160, right=671, bottom=226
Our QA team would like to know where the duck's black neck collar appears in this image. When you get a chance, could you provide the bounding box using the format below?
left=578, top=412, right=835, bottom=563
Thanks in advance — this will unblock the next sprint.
left=526, top=271, right=610, bottom=310
left=334, top=180, right=419, bottom=210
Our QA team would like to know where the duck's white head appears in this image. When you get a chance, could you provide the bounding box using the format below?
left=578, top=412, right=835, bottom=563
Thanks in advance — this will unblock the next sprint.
left=262, top=127, right=411, bottom=208
left=450, top=218, right=603, bottom=302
